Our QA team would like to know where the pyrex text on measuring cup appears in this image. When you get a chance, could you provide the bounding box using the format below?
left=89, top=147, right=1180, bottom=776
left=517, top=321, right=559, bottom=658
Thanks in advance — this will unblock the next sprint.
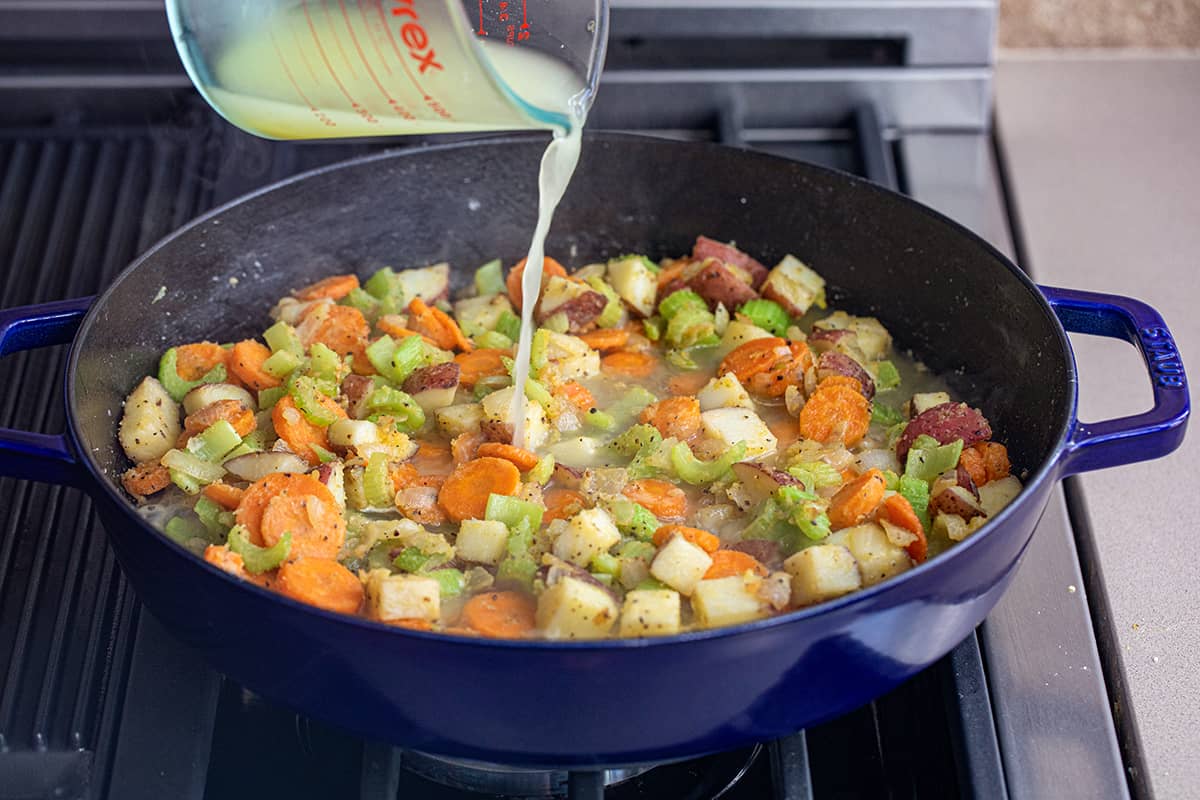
left=166, top=0, right=608, bottom=140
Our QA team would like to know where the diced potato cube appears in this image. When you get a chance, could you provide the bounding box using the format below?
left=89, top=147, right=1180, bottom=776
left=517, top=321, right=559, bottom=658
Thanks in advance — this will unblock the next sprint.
left=453, top=294, right=513, bottom=337
left=700, top=407, right=778, bottom=459
left=785, top=544, right=863, bottom=605
left=395, top=262, right=450, bottom=304
left=760, top=254, right=826, bottom=317
left=978, top=476, right=1022, bottom=517
left=481, top=386, right=549, bottom=450
left=118, top=376, right=181, bottom=463
left=911, top=391, right=951, bottom=416
left=716, top=318, right=775, bottom=359
left=619, top=589, right=682, bottom=637
left=434, top=403, right=484, bottom=438
left=456, top=519, right=510, bottom=565
left=691, top=576, right=770, bottom=628
left=649, top=535, right=713, bottom=596
left=366, top=572, right=440, bottom=621
left=552, top=507, right=621, bottom=567
left=814, top=311, right=892, bottom=362
left=838, top=522, right=912, bottom=586
left=607, top=255, right=658, bottom=317
left=697, top=372, right=754, bottom=411
left=328, top=419, right=380, bottom=448
left=537, top=575, right=619, bottom=639
left=547, top=435, right=611, bottom=469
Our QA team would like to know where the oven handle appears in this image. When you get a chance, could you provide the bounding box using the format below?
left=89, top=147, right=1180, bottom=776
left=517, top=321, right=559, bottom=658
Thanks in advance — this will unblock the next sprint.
left=0, top=297, right=94, bottom=487
left=1041, top=285, right=1189, bottom=476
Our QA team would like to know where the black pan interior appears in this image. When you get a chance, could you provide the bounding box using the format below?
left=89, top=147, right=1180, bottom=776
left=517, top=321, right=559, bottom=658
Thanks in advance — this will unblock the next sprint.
left=71, top=134, right=1071, bottom=492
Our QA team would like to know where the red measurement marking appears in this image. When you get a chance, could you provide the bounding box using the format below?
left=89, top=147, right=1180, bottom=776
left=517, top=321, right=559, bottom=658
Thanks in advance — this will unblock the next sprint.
left=372, top=0, right=453, bottom=120
left=478, top=0, right=486, bottom=35
left=302, top=0, right=379, bottom=124
left=341, top=0, right=415, bottom=120
left=522, top=0, right=527, bottom=26
left=269, top=28, right=337, bottom=127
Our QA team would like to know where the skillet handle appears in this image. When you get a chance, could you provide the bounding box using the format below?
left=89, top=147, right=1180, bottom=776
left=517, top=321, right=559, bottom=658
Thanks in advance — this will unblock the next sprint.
left=0, top=297, right=94, bottom=487
left=1040, top=285, right=1189, bottom=477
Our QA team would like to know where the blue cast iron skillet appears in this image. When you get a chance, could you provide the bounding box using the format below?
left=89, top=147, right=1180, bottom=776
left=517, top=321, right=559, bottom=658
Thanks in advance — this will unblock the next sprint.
left=0, top=134, right=1187, bottom=767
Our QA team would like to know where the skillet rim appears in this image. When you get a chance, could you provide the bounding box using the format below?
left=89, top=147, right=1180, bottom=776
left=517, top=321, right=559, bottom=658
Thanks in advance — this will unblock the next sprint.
left=65, top=131, right=1079, bottom=649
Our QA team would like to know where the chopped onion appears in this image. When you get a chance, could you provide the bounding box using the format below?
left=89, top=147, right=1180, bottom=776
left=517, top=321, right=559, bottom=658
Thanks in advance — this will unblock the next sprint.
left=224, top=451, right=310, bottom=481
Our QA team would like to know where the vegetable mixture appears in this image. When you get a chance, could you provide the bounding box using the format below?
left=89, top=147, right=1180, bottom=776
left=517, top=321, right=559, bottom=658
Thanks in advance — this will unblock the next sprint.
left=118, top=236, right=1022, bottom=639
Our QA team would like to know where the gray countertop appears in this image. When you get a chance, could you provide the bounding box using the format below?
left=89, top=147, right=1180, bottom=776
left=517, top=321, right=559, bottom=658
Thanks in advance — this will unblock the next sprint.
left=996, top=55, right=1200, bottom=798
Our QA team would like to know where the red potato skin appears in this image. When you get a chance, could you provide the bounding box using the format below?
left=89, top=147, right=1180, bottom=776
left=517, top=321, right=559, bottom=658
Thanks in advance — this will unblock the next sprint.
left=538, top=290, right=608, bottom=333
left=807, top=328, right=858, bottom=354
left=931, top=485, right=987, bottom=519
left=895, top=402, right=993, bottom=462
left=479, top=419, right=514, bottom=444
left=816, top=352, right=875, bottom=399
left=693, top=236, right=769, bottom=289
left=686, top=259, right=759, bottom=311
left=402, top=362, right=461, bottom=395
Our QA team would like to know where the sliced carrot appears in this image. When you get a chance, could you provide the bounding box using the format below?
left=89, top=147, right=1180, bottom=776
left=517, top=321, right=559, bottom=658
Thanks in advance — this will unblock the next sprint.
left=507, top=256, right=567, bottom=310
left=544, top=488, right=587, bottom=523
left=839, top=468, right=859, bottom=483
left=228, top=340, right=282, bottom=391
left=174, top=342, right=228, bottom=381
left=276, top=558, right=364, bottom=615
left=438, top=457, right=521, bottom=522
left=556, top=381, right=596, bottom=413
left=407, top=297, right=473, bottom=353
left=704, top=549, right=768, bottom=579
left=719, top=337, right=788, bottom=383
left=745, top=341, right=811, bottom=399
left=655, top=260, right=689, bottom=291
left=957, top=445, right=987, bottom=488
left=461, top=590, right=537, bottom=638
left=454, top=348, right=511, bottom=388
left=235, top=472, right=335, bottom=546
left=623, top=479, right=688, bottom=520
left=272, top=394, right=346, bottom=466
left=476, top=442, right=540, bottom=472
left=579, top=328, right=630, bottom=352
left=300, top=304, right=371, bottom=361
left=203, top=544, right=272, bottom=587
left=667, top=371, right=711, bottom=397
left=294, top=273, right=359, bottom=302
left=450, top=431, right=485, bottom=465
left=798, top=383, right=871, bottom=446
left=817, top=375, right=862, bottom=393
left=203, top=481, right=245, bottom=511
left=652, top=524, right=720, bottom=554
left=601, top=350, right=657, bottom=378
left=975, top=442, right=1011, bottom=483
left=391, top=463, right=420, bottom=492
left=376, top=315, right=436, bottom=346
left=879, top=493, right=927, bottom=563
left=639, top=396, right=702, bottom=441
left=827, top=468, right=886, bottom=530
left=412, top=440, right=454, bottom=474
left=260, top=491, right=346, bottom=559
left=121, top=460, right=170, bottom=498
left=184, top=398, right=255, bottom=436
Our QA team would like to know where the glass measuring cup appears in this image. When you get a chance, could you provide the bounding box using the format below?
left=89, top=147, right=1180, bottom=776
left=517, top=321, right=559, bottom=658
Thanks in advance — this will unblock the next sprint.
left=165, top=0, right=608, bottom=139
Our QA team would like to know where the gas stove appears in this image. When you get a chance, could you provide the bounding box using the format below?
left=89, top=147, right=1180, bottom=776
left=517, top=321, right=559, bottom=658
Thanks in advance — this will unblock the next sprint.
left=0, top=2, right=1136, bottom=798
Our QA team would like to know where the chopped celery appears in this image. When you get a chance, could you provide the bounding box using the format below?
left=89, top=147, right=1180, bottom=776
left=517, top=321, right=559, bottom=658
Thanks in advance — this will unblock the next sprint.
left=904, top=435, right=964, bottom=483
left=787, top=461, right=844, bottom=492
left=530, top=328, right=552, bottom=371
left=475, top=330, right=513, bottom=350
left=670, top=440, right=746, bottom=485
left=601, top=498, right=659, bottom=542
left=665, top=305, right=717, bottom=348
left=390, top=336, right=426, bottom=381
left=525, top=454, right=555, bottom=485
left=886, top=422, right=908, bottom=449
left=228, top=526, right=291, bottom=574
left=608, top=386, right=658, bottom=424
left=162, top=448, right=225, bottom=484
left=242, top=430, right=269, bottom=452
left=497, top=519, right=537, bottom=588
left=591, top=573, right=615, bottom=586
left=164, top=514, right=206, bottom=546
left=194, top=496, right=233, bottom=539
left=883, top=470, right=901, bottom=490
left=485, top=494, right=544, bottom=532
left=258, top=386, right=287, bottom=409
left=364, top=267, right=398, bottom=300
left=737, top=298, right=790, bottom=336
left=776, top=486, right=831, bottom=542
left=658, top=289, right=707, bottom=320
left=263, top=320, right=304, bottom=356
left=612, top=424, right=662, bottom=457
left=897, top=474, right=931, bottom=530
left=664, top=348, right=702, bottom=370
left=365, top=335, right=399, bottom=378
left=542, top=312, right=570, bottom=334
left=474, top=259, right=505, bottom=296
left=289, top=375, right=340, bottom=426
left=636, top=577, right=670, bottom=591
left=342, top=287, right=380, bottom=319
left=524, top=378, right=553, bottom=410
left=494, top=310, right=522, bottom=342
left=643, top=317, right=662, bottom=341
left=617, top=539, right=658, bottom=560
left=584, top=408, right=617, bottom=432
left=590, top=552, right=619, bottom=575
left=874, top=360, right=901, bottom=390
left=586, top=276, right=624, bottom=329
left=261, top=349, right=302, bottom=379
left=308, top=342, right=344, bottom=383
left=157, top=347, right=226, bottom=402
left=871, top=402, right=905, bottom=427
left=220, top=442, right=257, bottom=463
left=393, top=547, right=438, bottom=573
left=363, top=452, right=395, bottom=508
left=169, top=469, right=204, bottom=496
left=365, top=385, right=424, bottom=433
left=429, top=568, right=466, bottom=596
left=185, top=420, right=243, bottom=462
left=310, top=444, right=337, bottom=464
